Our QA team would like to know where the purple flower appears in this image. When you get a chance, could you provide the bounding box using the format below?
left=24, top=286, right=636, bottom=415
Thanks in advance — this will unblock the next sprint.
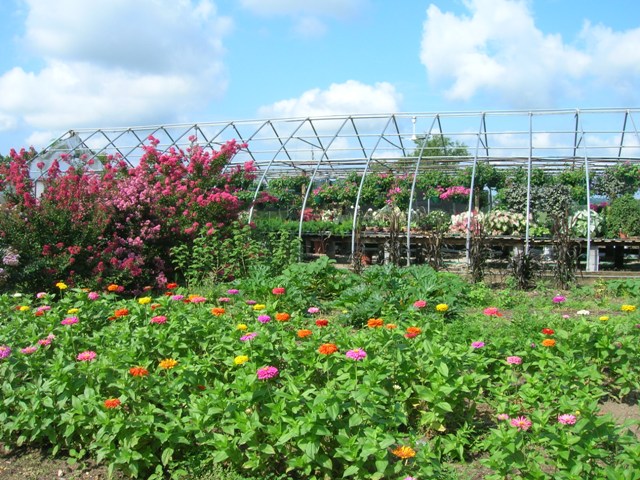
left=240, top=332, right=258, bottom=342
left=557, top=414, right=577, bottom=425
left=257, top=366, right=279, bottom=380
left=87, top=291, right=100, bottom=301
left=553, top=295, right=566, bottom=304
left=61, top=316, right=79, bottom=326
left=506, top=356, right=522, bottom=365
left=471, top=341, right=485, bottom=349
left=76, top=350, right=97, bottom=362
left=257, top=315, right=271, bottom=323
left=245, top=300, right=257, bottom=305
left=0, top=345, right=12, bottom=359
left=227, top=289, right=239, bottom=295
left=510, top=416, right=532, bottom=431
left=345, top=348, right=367, bottom=361
left=170, top=294, right=184, bottom=301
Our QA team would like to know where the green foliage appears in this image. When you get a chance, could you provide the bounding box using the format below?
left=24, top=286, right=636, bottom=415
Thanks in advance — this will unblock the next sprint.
left=592, top=163, right=640, bottom=200
left=604, top=194, right=640, bottom=237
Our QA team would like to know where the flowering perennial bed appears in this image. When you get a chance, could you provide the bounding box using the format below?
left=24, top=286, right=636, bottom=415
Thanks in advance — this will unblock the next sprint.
left=0, top=280, right=640, bottom=479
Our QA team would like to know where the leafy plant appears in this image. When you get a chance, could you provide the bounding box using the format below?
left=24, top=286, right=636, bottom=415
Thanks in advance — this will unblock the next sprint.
left=604, top=194, right=640, bottom=237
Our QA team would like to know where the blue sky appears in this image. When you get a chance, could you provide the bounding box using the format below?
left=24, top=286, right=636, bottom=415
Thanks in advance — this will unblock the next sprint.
left=0, top=0, right=638, bottom=155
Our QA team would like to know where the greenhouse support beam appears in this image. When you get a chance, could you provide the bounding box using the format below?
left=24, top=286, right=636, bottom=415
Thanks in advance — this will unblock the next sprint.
left=465, top=113, right=486, bottom=263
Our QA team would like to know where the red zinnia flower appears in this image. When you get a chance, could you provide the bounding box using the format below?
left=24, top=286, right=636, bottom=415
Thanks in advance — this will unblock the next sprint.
left=129, top=366, right=149, bottom=377
left=315, top=319, right=329, bottom=327
left=166, top=283, right=178, bottom=289
left=318, top=343, right=338, bottom=355
left=272, top=287, right=286, bottom=295
left=541, top=328, right=555, bottom=335
left=104, top=398, right=121, bottom=409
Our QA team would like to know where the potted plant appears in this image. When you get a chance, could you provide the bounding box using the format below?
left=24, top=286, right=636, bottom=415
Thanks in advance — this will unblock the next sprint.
left=604, top=194, right=640, bottom=238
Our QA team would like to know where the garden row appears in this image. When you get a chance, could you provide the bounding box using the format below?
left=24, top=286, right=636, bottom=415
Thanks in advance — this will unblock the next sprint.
left=1, top=261, right=640, bottom=479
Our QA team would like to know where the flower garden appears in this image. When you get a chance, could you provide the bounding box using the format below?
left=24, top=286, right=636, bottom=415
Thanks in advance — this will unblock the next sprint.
left=1, top=137, right=640, bottom=479
left=1, top=268, right=640, bottom=479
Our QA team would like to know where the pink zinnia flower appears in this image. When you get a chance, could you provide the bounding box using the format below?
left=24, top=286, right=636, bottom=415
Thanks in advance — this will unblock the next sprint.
left=87, top=292, right=100, bottom=301
left=0, top=345, right=11, bottom=359
left=38, top=338, right=52, bottom=346
left=257, top=366, right=279, bottom=380
left=76, top=350, right=97, bottom=362
left=245, top=299, right=257, bottom=305
left=483, top=307, right=502, bottom=317
left=36, top=292, right=47, bottom=299
left=497, top=413, right=510, bottom=421
left=272, top=287, right=286, bottom=295
left=471, top=341, right=485, bottom=349
left=150, top=315, right=167, bottom=324
left=61, top=316, right=79, bottom=326
left=307, top=307, right=320, bottom=314
left=413, top=300, right=427, bottom=309
left=190, top=296, right=207, bottom=303
left=21, top=346, right=38, bottom=355
left=345, top=348, right=367, bottom=361
left=240, top=332, right=258, bottom=342
left=552, top=295, right=566, bottom=304
left=557, top=414, right=577, bottom=425
left=227, top=289, right=239, bottom=295
left=510, top=416, right=532, bottom=431
left=170, top=294, right=184, bottom=301
left=506, top=356, right=522, bottom=365
left=257, top=315, right=271, bottom=323
left=218, top=297, right=231, bottom=303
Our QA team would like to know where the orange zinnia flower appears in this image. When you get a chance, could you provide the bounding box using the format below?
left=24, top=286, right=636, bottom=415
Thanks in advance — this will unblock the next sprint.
left=297, top=329, right=313, bottom=338
left=107, top=284, right=119, bottom=292
left=405, top=326, right=422, bottom=338
left=104, top=398, right=121, bottom=409
left=276, top=312, right=290, bottom=322
left=211, top=307, right=225, bottom=316
left=129, top=366, right=149, bottom=377
left=114, top=308, right=129, bottom=317
left=318, top=343, right=338, bottom=355
left=391, top=445, right=416, bottom=459
left=367, top=318, right=384, bottom=328
left=542, top=338, right=556, bottom=347
left=385, top=323, right=397, bottom=329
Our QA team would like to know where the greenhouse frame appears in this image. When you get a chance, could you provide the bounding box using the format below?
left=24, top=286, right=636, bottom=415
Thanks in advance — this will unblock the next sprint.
left=33, top=107, right=640, bottom=273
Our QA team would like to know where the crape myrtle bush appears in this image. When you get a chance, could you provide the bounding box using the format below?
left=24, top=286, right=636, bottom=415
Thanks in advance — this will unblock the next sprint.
left=0, top=137, right=271, bottom=292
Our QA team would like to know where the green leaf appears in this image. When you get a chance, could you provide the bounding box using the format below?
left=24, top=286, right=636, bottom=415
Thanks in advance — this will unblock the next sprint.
left=211, top=450, right=229, bottom=463
left=161, top=447, right=174, bottom=466
left=349, top=413, right=363, bottom=428
left=261, top=444, right=276, bottom=455
left=344, top=465, right=360, bottom=477
left=438, top=362, right=449, bottom=378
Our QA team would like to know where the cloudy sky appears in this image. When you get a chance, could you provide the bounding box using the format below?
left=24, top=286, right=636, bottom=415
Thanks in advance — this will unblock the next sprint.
left=0, top=0, right=638, bottom=154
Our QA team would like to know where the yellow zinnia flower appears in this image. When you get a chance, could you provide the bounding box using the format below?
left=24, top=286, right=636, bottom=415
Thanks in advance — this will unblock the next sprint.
left=436, top=303, right=449, bottom=312
left=159, top=358, right=178, bottom=369
left=19, top=305, right=30, bottom=312
left=252, top=304, right=266, bottom=311
left=236, top=324, right=248, bottom=331
left=234, top=355, right=249, bottom=365
left=138, top=297, right=152, bottom=305
left=621, top=304, right=636, bottom=312
left=67, top=308, right=79, bottom=314
left=56, top=282, right=68, bottom=290
left=599, top=315, right=609, bottom=321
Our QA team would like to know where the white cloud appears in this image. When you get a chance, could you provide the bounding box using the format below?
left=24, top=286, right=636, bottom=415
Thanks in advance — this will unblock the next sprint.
left=238, top=0, right=367, bottom=37
left=420, top=0, right=640, bottom=108
left=238, top=0, right=367, bottom=19
left=0, top=0, right=232, bottom=134
left=258, top=80, right=401, bottom=118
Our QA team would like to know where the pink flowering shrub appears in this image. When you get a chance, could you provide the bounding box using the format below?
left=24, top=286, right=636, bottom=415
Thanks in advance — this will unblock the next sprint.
left=0, top=137, right=265, bottom=291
